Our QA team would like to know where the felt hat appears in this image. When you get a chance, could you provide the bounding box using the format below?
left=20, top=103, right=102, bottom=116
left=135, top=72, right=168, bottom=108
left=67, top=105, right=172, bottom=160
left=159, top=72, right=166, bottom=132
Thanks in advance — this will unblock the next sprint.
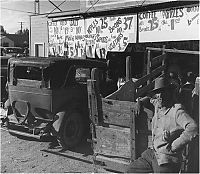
left=149, top=77, right=175, bottom=95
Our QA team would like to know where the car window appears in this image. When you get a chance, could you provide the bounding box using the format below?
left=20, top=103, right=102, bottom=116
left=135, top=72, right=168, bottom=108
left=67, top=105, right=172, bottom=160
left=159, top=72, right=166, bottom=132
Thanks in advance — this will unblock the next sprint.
left=6, top=48, right=23, bottom=54
left=14, top=66, right=42, bottom=81
left=75, top=68, right=90, bottom=84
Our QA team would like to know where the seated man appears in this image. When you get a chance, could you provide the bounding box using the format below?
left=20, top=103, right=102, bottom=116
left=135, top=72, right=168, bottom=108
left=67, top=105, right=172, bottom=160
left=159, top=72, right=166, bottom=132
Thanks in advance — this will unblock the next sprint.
left=127, top=76, right=198, bottom=173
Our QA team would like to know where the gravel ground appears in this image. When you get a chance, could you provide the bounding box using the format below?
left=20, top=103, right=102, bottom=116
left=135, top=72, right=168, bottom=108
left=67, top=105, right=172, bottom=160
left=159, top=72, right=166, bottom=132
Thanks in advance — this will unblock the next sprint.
left=1, top=128, right=95, bottom=173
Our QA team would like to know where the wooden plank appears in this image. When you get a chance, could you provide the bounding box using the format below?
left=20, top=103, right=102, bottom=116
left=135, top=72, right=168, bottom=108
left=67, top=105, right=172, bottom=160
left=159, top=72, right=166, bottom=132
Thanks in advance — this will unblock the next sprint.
left=146, top=47, right=200, bottom=55
left=130, top=106, right=135, bottom=160
left=126, top=56, right=131, bottom=82
left=151, top=54, right=166, bottom=67
left=87, top=79, right=99, bottom=125
left=102, top=98, right=134, bottom=110
left=17, top=79, right=41, bottom=88
left=147, top=49, right=151, bottom=85
left=161, top=45, right=166, bottom=75
left=94, top=125, right=132, bottom=159
left=134, top=64, right=166, bottom=88
left=102, top=99, right=134, bottom=127
left=105, top=80, right=136, bottom=102
left=95, top=155, right=130, bottom=173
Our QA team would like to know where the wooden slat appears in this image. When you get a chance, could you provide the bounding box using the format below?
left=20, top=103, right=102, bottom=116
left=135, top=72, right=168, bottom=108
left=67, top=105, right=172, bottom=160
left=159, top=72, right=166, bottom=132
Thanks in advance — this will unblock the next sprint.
left=130, top=106, right=135, bottom=160
left=151, top=54, right=166, bottom=67
left=94, top=125, right=132, bottom=159
left=102, top=99, right=134, bottom=112
left=17, top=79, right=41, bottom=88
left=126, top=56, right=131, bottom=81
left=87, top=79, right=99, bottom=125
left=102, top=99, right=134, bottom=127
left=134, top=64, right=166, bottom=88
left=147, top=49, right=151, bottom=85
left=146, top=47, right=200, bottom=55
left=95, top=155, right=129, bottom=173
left=105, top=80, right=135, bottom=102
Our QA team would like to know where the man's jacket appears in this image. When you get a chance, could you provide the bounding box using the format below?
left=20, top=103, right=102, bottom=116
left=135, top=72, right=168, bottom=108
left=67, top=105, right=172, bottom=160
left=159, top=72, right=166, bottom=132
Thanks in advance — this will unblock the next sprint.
left=151, top=104, right=198, bottom=165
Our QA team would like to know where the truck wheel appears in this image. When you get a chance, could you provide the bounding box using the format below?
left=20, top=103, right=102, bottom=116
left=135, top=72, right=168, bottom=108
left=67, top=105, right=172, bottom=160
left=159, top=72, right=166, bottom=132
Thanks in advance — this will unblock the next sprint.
left=59, top=111, right=85, bottom=148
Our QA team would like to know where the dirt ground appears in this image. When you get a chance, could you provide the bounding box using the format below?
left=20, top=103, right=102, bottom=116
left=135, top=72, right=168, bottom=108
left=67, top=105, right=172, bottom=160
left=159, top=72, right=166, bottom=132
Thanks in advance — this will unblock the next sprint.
left=0, top=128, right=95, bottom=173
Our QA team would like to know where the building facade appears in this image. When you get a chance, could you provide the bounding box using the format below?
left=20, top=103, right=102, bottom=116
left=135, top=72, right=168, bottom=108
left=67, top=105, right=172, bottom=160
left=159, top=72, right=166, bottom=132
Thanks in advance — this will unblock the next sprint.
left=30, top=0, right=199, bottom=58
left=0, top=35, right=14, bottom=47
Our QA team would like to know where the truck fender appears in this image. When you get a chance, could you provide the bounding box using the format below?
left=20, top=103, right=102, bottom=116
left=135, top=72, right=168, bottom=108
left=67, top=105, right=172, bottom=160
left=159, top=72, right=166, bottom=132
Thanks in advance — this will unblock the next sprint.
left=52, top=111, right=66, bottom=133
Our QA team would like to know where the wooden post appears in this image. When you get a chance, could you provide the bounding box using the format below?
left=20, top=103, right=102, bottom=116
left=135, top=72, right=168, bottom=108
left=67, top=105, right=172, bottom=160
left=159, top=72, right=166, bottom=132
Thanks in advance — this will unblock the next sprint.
left=87, top=79, right=98, bottom=172
left=87, top=79, right=99, bottom=125
left=147, top=50, right=151, bottom=85
left=126, top=56, right=131, bottom=82
left=130, top=107, right=136, bottom=161
left=161, top=45, right=166, bottom=75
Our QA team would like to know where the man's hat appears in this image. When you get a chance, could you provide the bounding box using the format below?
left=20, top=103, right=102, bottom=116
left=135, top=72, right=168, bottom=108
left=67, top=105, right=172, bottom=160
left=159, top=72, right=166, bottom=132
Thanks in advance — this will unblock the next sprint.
left=149, top=77, right=175, bottom=96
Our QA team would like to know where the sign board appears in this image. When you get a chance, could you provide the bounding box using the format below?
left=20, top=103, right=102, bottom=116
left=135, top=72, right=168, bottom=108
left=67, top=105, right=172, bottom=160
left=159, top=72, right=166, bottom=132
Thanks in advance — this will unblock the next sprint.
left=48, top=14, right=137, bottom=58
left=85, top=14, right=137, bottom=58
left=139, top=4, right=199, bottom=42
left=48, top=19, right=86, bottom=58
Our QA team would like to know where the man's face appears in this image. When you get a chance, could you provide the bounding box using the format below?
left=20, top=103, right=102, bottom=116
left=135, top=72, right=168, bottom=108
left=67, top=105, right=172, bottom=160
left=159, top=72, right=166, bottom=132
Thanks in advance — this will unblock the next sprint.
left=150, top=90, right=171, bottom=108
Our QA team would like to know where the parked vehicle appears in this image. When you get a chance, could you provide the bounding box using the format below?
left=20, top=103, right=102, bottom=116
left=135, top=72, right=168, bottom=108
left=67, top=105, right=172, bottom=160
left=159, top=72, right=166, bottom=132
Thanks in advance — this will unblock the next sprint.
left=3, top=57, right=107, bottom=148
left=1, top=47, right=24, bottom=57
left=0, top=55, right=10, bottom=101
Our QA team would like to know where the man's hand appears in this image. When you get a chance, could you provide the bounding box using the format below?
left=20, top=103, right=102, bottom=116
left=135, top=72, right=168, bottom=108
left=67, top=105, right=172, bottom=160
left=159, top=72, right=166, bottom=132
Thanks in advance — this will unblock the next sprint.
left=134, top=99, right=142, bottom=116
left=163, top=130, right=170, bottom=141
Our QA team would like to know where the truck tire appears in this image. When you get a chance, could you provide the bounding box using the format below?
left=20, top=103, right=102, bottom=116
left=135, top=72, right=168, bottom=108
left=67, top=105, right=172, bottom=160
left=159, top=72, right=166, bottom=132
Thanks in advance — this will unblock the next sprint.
left=59, top=111, right=85, bottom=148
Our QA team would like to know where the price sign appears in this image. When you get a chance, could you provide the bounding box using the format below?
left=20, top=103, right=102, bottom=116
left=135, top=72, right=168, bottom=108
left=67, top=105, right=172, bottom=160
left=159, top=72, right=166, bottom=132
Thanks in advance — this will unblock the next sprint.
left=139, top=4, right=199, bottom=42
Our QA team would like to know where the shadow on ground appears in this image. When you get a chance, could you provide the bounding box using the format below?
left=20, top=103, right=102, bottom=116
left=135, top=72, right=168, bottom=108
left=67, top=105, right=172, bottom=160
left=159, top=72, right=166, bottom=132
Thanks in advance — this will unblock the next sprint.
left=9, top=131, right=93, bottom=156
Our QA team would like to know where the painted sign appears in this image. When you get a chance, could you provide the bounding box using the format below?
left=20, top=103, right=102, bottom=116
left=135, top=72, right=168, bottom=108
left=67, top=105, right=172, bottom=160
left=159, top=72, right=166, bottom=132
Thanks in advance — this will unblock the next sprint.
left=139, top=4, right=199, bottom=42
left=85, top=14, right=137, bottom=58
left=48, top=19, right=86, bottom=58
left=48, top=14, right=137, bottom=58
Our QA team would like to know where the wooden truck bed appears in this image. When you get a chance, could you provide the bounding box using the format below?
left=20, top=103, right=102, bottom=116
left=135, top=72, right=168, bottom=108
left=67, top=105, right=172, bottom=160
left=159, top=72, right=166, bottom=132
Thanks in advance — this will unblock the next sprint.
left=87, top=79, right=153, bottom=172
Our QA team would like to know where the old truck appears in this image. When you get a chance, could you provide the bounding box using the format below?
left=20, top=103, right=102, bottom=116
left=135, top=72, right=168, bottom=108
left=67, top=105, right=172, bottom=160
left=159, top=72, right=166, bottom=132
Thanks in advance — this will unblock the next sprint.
left=87, top=47, right=199, bottom=173
left=1, top=57, right=108, bottom=148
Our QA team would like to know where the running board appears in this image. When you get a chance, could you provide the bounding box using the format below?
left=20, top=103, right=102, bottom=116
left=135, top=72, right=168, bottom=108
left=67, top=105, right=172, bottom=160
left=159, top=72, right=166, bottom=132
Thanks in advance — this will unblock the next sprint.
left=1, top=127, right=41, bottom=139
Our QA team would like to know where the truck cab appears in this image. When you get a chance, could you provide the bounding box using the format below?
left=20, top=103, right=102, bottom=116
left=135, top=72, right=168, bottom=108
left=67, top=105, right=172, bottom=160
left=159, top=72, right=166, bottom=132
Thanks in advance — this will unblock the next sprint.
left=5, top=57, right=107, bottom=148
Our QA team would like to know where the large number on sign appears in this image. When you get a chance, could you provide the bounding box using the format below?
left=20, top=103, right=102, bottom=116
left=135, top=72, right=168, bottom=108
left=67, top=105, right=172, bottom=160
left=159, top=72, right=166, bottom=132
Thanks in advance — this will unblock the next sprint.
left=148, top=17, right=159, bottom=31
left=124, top=16, right=133, bottom=30
left=100, top=17, right=108, bottom=29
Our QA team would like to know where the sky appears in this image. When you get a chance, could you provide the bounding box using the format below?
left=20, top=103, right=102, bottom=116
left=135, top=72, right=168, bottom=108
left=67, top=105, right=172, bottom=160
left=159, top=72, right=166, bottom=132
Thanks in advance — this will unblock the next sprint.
left=0, top=0, right=66, bottom=34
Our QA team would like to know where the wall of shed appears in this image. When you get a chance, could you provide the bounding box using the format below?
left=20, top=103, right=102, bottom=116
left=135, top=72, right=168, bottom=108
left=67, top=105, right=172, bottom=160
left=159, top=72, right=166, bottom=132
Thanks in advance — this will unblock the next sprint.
left=30, top=15, right=49, bottom=57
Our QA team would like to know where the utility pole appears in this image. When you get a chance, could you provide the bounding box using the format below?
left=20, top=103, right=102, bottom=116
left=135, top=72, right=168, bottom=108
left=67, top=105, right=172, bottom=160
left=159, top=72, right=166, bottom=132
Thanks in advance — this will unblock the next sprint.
left=18, top=22, right=25, bottom=34
left=34, top=0, right=40, bottom=14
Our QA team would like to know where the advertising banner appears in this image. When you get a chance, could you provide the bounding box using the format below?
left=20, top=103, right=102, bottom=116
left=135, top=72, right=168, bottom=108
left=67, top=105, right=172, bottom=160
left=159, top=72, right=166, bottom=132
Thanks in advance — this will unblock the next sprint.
left=48, top=14, right=137, bottom=58
left=85, top=14, right=137, bottom=58
left=48, top=19, right=85, bottom=58
left=139, top=4, right=199, bottom=42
